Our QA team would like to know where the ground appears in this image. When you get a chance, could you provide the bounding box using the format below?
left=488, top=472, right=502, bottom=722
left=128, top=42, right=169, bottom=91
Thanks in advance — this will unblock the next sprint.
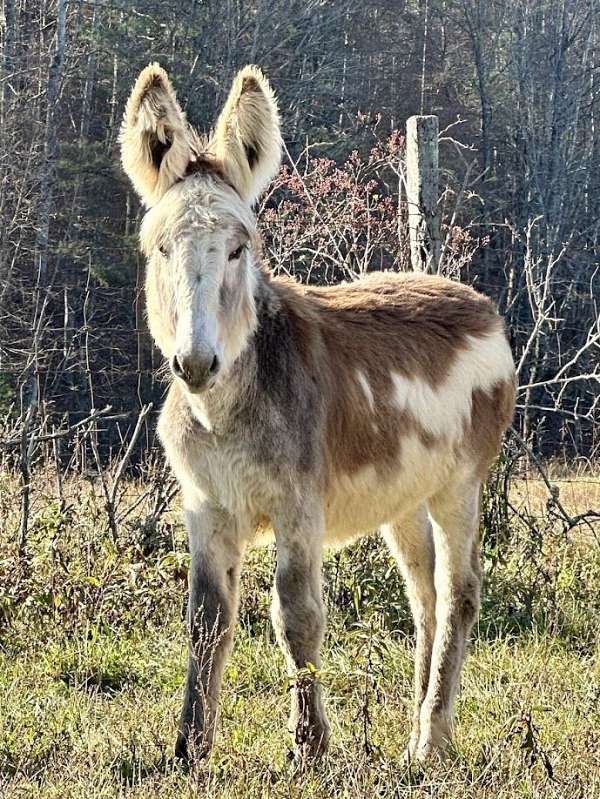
left=0, top=467, right=599, bottom=798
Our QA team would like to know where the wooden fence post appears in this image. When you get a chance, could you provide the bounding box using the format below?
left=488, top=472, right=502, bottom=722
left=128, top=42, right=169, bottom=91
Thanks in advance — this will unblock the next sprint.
left=406, top=114, right=440, bottom=273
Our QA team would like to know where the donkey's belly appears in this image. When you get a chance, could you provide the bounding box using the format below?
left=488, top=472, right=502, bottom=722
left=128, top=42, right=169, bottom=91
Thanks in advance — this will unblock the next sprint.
left=323, top=433, right=459, bottom=545
left=250, top=436, right=463, bottom=549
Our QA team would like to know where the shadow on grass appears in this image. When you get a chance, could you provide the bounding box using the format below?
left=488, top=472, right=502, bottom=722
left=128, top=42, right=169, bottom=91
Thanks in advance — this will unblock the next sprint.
left=112, top=742, right=172, bottom=786
left=0, top=738, right=73, bottom=781
left=58, top=666, right=140, bottom=694
left=477, top=570, right=598, bottom=655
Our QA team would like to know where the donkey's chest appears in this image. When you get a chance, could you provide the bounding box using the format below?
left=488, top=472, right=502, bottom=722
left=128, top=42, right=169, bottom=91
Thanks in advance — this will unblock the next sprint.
left=158, top=383, right=320, bottom=523
left=160, top=417, right=280, bottom=522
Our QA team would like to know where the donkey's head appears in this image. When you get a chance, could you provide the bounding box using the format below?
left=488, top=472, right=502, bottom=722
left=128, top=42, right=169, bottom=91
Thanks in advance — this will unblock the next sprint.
left=120, top=64, right=281, bottom=393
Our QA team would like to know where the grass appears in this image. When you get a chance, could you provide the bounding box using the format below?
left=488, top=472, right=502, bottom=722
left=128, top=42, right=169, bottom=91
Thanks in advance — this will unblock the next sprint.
left=0, top=466, right=599, bottom=797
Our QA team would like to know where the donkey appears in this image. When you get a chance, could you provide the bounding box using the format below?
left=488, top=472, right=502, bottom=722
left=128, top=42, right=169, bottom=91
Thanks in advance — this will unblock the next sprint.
left=120, top=63, right=516, bottom=763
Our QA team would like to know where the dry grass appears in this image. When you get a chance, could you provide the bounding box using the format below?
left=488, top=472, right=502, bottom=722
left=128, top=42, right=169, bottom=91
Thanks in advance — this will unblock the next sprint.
left=510, top=468, right=600, bottom=522
left=0, top=464, right=599, bottom=798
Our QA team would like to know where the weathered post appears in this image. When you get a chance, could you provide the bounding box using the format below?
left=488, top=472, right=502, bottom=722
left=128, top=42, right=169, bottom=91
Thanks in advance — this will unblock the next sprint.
left=406, top=114, right=440, bottom=273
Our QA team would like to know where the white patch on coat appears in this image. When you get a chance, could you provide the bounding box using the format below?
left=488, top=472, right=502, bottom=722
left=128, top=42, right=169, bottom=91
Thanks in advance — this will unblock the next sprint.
left=356, top=369, right=375, bottom=411
left=391, top=329, right=514, bottom=441
left=190, top=396, right=213, bottom=432
left=323, top=433, right=462, bottom=546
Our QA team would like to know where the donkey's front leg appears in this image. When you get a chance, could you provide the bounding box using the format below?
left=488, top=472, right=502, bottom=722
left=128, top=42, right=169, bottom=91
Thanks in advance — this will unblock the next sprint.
left=176, top=498, right=245, bottom=762
left=271, top=505, right=330, bottom=761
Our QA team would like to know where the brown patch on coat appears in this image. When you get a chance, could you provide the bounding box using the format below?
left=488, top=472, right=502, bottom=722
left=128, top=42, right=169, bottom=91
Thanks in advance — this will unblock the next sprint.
left=266, top=271, right=505, bottom=480
left=469, top=377, right=516, bottom=478
left=304, top=272, right=498, bottom=387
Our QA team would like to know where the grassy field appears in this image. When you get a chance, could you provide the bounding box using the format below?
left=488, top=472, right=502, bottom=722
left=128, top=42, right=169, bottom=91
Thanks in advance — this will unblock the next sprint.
left=0, top=466, right=599, bottom=798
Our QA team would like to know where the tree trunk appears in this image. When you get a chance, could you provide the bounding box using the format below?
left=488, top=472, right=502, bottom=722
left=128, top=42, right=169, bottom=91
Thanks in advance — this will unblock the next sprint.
left=35, top=0, right=69, bottom=286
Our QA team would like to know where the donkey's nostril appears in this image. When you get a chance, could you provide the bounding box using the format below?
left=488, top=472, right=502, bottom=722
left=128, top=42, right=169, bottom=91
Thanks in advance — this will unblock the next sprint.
left=172, top=352, right=218, bottom=388
left=171, top=354, right=186, bottom=379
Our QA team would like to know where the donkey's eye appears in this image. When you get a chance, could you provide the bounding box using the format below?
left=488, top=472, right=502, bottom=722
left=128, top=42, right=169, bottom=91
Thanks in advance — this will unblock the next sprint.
left=228, top=244, right=245, bottom=262
left=158, top=243, right=169, bottom=258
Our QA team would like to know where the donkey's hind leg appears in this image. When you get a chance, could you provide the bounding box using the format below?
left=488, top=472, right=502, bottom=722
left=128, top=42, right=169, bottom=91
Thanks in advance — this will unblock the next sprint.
left=382, top=504, right=436, bottom=758
left=416, top=476, right=482, bottom=760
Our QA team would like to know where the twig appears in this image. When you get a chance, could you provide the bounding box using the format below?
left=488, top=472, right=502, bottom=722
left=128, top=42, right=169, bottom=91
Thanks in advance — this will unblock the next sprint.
left=510, top=426, right=600, bottom=538
left=110, top=403, right=153, bottom=508
left=0, top=404, right=114, bottom=449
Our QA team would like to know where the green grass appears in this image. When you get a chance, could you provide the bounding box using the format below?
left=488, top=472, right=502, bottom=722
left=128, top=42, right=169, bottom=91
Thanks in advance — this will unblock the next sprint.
left=0, top=471, right=599, bottom=797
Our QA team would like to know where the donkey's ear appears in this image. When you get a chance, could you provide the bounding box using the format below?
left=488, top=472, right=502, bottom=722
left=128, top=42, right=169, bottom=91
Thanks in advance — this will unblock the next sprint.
left=211, top=66, right=281, bottom=204
left=120, top=63, right=193, bottom=207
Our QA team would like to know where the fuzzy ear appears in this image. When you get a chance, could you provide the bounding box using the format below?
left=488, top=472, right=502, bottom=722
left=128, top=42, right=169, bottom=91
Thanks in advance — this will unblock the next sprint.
left=120, top=63, right=194, bottom=207
left=210, top=66, right=281, bottom=204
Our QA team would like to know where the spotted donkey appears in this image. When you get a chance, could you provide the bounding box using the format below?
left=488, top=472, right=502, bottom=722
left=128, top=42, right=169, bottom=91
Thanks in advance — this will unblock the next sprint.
left=120, top=63, right=516, bottom=763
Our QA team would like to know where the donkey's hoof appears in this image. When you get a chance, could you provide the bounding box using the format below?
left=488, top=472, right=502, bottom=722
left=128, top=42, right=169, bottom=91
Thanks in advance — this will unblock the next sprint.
left=414, top=741, right=436, bottom=763
left=174, top=732, right=211, bottom=765
left=403, top=728, right=421, bottom=765
left=292, top=722, right=330, bottom=769
left=174, top=734, right=191, bottom=764
left=412, top=735, right=452, bottom=765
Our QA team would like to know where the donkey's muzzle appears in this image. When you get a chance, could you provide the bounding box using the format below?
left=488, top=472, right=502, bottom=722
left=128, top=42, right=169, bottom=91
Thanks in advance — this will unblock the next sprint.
left=171, top=351, right=220, bottom=391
